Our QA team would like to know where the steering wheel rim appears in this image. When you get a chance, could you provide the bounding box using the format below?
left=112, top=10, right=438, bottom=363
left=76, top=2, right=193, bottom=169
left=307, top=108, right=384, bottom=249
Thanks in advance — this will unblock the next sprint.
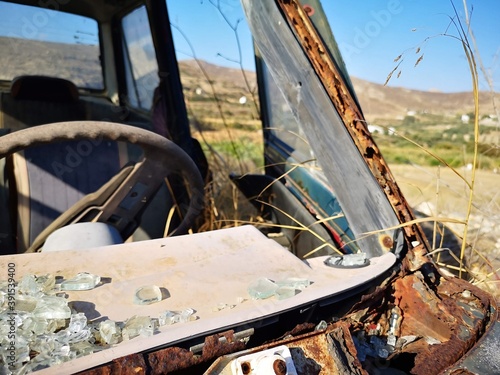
left=0, top=121, right=205, bottom=251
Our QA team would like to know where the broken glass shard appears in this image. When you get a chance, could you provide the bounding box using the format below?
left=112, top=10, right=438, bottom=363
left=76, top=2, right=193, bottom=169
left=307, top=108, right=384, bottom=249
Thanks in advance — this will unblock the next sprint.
left=60, top=272, right=101, bottom=291
left=248, top=278, right=278, bottom=299
left=15, top=294, right=38, bottom=312
left=134, top=285, right=162, bottom=305
left=99, top=320, right=122, bottom=345
left=66, top=313, right=91, bottom=343
left=70, top=341, right=96, bottom=357
left=20, top=316, right=49, bottom=336
left=37, top=274, right=56, bottom=293
left=275, top=286, right=297, bottom=300
left=18, top=274, right=40, bottom=295
left=324, top=253, right=369, bottom=268
left=122, top=315, right=154, bottom=340
left=18, top=274, right=56, bottom=296
left=158, top=310, right=178, bottom=326
left=236, top=296, right=246, bottom=304
left=2, top=336, right=30, bottom=366
left=32, top=296, right=71, bottom=320
left=179, top=308, right=195, bottom=323
left=68, top=313, right=87, bottom=333
left=276, top=277, right=310, bottom=290
left=46, top=318, right=67, bottom=333
left=158, top=308, right=196, bottom=326
left=315, top=320, right=328, bottom=331
left=212, top=303, right=236, bottom=312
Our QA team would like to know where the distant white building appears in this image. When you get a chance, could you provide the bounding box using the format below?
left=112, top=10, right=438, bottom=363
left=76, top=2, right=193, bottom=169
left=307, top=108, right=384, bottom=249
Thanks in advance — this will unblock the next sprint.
left=368, top=124, right=384, bottom=134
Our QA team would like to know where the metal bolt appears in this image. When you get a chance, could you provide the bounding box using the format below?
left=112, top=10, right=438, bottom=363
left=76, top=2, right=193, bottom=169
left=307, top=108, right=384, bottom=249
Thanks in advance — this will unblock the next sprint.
left=303, top=5, right=315, bottom=16
left=273, top=359, right=287, bottom=375
left=241, top=361, right=251, bottom=375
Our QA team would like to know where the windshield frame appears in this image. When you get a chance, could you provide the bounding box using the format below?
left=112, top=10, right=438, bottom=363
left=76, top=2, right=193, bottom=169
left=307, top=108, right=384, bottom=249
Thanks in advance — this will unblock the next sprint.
left=244, top=0, right=431, bottom=264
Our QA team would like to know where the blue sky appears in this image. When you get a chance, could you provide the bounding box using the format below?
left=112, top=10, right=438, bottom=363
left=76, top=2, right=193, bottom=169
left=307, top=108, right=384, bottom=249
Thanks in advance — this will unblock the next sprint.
left=0, top=1, right=98, bottom=45
left=0, top=0, right=497, bottom=93
left=168, top=0, right=499, bottom=93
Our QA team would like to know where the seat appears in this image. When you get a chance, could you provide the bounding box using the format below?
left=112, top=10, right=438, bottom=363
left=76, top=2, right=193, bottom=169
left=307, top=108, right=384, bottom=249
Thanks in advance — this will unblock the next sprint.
left=0, top=76, right=164, bottom=253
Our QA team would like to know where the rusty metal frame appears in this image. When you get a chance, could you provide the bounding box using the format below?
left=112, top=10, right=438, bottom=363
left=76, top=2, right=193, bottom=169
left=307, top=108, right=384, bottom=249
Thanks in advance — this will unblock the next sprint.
left=274, top=0, right=431, bottom=271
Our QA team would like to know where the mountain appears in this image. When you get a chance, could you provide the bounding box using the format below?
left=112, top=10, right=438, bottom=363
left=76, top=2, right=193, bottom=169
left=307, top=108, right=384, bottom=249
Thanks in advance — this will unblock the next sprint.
left=0, top=34, right=496, bottom=122
left=351, top=77, right=498, bottom=120
left=178, top=59, right=498, bottom=121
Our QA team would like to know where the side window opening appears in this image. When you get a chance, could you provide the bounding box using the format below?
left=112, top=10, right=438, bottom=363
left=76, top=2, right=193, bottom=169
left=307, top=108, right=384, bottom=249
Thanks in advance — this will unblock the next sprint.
left=0, top=0, right=103, bottom=90
left=121, top=6, right=159, bottom=111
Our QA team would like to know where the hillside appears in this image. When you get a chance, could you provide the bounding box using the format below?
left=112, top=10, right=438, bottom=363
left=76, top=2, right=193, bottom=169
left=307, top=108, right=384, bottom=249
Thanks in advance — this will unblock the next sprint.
left=0, top=37, right=102, bottom=89
left=351, top=77, right=498, bottom=120
left=178, top=59, right=498, bottom=122
left=0, top=35, right=497, bottom=122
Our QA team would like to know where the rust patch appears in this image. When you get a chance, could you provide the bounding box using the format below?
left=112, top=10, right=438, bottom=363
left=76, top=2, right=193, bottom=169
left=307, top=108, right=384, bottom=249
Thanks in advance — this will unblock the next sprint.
left=339, top=264, right=496, bottom=374
left=394, top=274, right=454, bottom=342
left=240, top=361, right=251, bottom=374
left=327, top=322, right=367, bottom=375
left=279, top=322, right=316, bottom=339
left=147, top=346, right=195, bottom=374
left=201, top=330, right=246, bottom=358
left=78, top=353, right=147, bottom=375
left=147, top=330, right=246, bottom=374
left=391, top=274, right=492, bottom=375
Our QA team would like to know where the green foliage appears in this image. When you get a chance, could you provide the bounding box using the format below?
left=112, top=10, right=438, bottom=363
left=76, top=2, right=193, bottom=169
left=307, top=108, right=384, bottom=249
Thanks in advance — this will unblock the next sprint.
left=402, top=115, right=417, bottom=126
left=373, top=119, right=500, bottom=170
left=202, top=137, right=263, bottom=169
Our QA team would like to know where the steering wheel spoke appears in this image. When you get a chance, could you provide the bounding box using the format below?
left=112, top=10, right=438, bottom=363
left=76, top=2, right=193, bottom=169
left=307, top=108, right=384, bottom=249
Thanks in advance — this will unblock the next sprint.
left=95, top=158, right=170, bottom=238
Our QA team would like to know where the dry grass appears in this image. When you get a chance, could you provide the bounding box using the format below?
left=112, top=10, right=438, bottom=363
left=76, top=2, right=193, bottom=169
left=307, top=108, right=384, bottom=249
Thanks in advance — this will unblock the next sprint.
left=390, top=164, right=500, bottom=296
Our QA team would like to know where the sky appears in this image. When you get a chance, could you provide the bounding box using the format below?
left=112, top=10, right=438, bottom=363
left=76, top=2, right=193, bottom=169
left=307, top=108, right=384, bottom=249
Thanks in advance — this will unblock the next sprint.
left=168, top=0, right=499, bottom=93
left=0, top=1, right=99, bottom=45
left=0, top=0, right=497, bottom=93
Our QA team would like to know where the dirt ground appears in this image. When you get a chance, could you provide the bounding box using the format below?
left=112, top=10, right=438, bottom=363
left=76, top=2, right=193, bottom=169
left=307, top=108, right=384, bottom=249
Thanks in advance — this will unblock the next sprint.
left=390, top=164, right=500, bottom=295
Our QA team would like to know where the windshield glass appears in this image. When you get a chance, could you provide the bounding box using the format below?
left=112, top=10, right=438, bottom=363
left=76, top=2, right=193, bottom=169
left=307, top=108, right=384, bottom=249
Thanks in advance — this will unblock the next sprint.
left=0, top=1, right=103, bottom=89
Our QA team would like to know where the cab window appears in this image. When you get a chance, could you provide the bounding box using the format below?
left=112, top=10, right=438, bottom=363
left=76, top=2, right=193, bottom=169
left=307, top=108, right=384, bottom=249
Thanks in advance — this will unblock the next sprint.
left=121, top=6, right=159, bottom=111
left=0, top=0, right=102, bottom=89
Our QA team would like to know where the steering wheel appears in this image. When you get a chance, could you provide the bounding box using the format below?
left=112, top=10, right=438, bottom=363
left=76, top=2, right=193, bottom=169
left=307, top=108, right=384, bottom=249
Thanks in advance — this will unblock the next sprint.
left=0, top=121, right=205, bottom=252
